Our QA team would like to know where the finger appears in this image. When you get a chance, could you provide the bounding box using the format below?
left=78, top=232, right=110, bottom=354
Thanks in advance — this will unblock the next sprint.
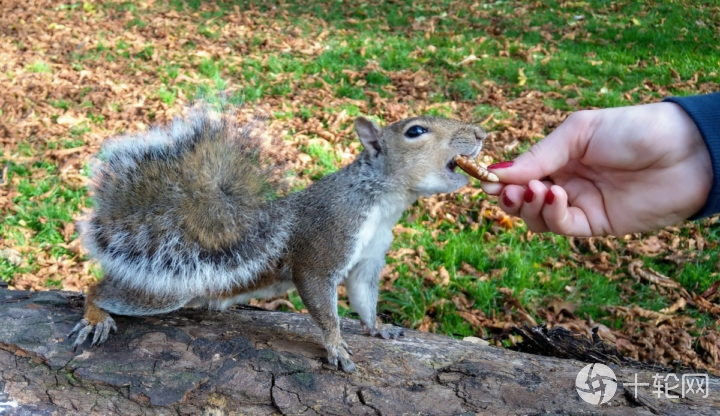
left=541, top=185, right=593, bottom=237
left=498, top=185, right=526, bottom=216
left=480, top=181, right=503, bottom=195
left=489, top=111, right=596, bottom=184
left=518, top=180, right=551, bottom=233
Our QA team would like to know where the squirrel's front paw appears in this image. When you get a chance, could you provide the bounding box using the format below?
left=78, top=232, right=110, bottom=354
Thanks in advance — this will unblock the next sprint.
left=326, top=339, right=356, bottom=372
left=68, top=315, right=117, bottom=350
left=364, top=322, right=404, bottom=340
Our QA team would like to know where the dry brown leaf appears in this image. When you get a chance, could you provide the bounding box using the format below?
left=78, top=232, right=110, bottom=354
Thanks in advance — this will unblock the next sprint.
left=628, top=261, right=681, bottom=289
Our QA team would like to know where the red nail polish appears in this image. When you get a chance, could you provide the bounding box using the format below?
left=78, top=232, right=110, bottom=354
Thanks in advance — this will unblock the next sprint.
left=502, top=192, right=514, bottom=208
left=545, top=188, right=555, bottom=205
left=523, top=187, right=534, bottom=203
left=488, top=161, right=514, bottom=170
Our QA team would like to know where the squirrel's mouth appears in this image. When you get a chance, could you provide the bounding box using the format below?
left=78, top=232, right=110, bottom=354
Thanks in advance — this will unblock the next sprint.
left=446, top=150, right=479, bottom=174
left=446, top=157, right=460, bottom=172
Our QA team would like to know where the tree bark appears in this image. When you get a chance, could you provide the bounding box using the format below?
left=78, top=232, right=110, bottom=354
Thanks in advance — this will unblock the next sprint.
left=0, top=288, right=717, bottom=415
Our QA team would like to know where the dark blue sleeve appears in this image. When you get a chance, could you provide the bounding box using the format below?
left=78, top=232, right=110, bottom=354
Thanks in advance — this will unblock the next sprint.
left=663, top=92, right=720, bottom=219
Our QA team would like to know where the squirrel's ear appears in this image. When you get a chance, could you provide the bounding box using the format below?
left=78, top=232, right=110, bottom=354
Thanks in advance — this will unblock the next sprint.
left=354, top=117, right=383, bottom=157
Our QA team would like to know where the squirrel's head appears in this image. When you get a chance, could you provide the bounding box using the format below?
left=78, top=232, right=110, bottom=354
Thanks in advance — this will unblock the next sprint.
left=354, top=116, right=486, bottom=196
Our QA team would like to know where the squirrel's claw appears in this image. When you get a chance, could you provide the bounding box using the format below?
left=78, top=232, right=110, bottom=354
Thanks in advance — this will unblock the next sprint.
left=69, top=316, right=117, bottom=350
left=377, top=325, right=404, bottom=340
left=334, top=351, right=357, bottom=373
left=326, top=339, right=356, bottom=372
left=363, top=322, right=405, bottom=340
left=92, top=316, right=117, bottom=346
left=69, top=319, right=93, bottom=350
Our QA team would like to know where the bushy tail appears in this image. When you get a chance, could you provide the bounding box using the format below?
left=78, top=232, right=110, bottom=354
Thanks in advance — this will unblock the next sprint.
left=80, top=106, right=291, bottom=299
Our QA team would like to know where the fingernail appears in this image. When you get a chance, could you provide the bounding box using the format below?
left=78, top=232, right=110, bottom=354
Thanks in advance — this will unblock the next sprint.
left=545, top=188, right=555, bottom=205
left=502, top=192, right=514, bottom=208
left=488, top=161, right=514, bottom=170
left=523, top=187, right=534, bottom=203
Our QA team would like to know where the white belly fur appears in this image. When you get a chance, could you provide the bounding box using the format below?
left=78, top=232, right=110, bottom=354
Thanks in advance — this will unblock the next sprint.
left=343, top=198, right=407, bottom=279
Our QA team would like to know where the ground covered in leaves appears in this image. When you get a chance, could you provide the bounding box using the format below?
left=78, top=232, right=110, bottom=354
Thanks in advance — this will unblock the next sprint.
left=1, top=0, right=719, bottom=374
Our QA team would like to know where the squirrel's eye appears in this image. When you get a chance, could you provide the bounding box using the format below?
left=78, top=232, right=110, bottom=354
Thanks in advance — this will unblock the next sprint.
left=405, top=125, right=428, bottom=138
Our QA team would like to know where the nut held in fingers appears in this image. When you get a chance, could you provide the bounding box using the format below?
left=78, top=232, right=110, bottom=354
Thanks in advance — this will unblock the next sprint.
left=454, top=155, right=499, bottom=182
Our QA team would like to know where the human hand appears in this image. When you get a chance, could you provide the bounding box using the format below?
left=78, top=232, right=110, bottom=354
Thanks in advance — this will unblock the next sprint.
left=481, top=102, right=712, bottom=236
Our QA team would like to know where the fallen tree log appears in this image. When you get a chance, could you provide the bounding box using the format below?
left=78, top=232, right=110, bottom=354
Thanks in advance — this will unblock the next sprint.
left=1, top=288, right=718, bottom=415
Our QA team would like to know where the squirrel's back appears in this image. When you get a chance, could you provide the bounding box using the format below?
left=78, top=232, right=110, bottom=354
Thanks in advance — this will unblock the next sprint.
left=80, top=108, right=292, bottom=303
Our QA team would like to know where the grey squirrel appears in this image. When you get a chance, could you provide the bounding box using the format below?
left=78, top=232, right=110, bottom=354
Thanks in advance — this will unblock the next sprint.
left=70, top=106, right=487, bottom=372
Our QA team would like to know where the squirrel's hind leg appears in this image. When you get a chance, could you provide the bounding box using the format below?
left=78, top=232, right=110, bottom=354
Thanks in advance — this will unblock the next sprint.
left=69, top=284, right=117, bottom=349
left=293, top=274, right=356, bottom=372
left=345, top=259, right=404, bottom=340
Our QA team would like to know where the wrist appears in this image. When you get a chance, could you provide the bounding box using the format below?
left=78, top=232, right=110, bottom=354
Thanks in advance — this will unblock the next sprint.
left=663, top=95, right=720, bottom=218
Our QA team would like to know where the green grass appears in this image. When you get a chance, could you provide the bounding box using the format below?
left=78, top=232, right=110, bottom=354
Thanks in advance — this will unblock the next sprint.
left=385, top=211, right=717, bottom=339
left=90, top=0, right=718, bottom=112
left=0, top=159, right=88, bottom=284
left=4, top=162, right=85, bottom=245
left=347, top=1, right=712, bottom=109
left=298, top=142, right=342, bottom=180
left=26, top=60, right=52, bottom=74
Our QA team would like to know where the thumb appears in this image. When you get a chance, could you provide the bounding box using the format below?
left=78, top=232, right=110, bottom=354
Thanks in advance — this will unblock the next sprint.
left=489, top=112, right=593, bottom=184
